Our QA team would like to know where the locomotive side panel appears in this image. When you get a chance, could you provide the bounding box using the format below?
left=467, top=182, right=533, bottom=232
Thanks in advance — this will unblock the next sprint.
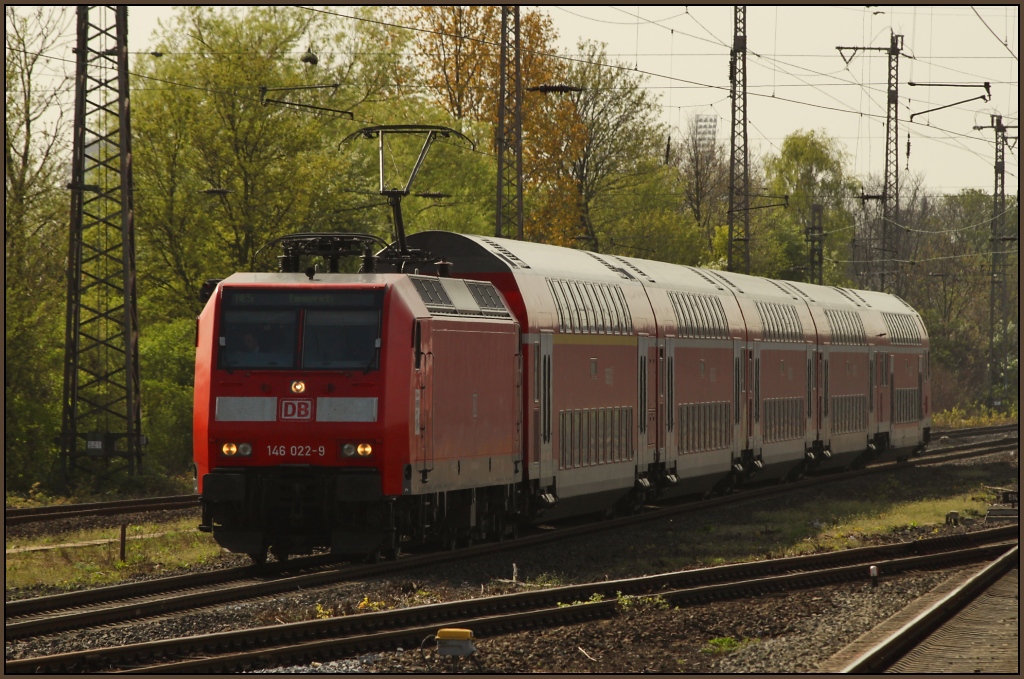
left=424, top=318, right=521, bottom=490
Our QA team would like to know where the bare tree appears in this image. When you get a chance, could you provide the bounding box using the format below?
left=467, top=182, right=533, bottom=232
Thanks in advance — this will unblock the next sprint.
left=5, top=6, right=73, bottom=272
left=670, top=113, right=729, bottom=255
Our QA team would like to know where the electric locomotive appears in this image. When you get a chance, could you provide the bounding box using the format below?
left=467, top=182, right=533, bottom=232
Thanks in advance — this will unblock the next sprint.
left=194, top=260, right=523, bottom=562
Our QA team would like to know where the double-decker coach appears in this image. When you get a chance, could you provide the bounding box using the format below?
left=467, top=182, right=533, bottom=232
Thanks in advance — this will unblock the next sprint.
left=406, top=231, right=931, bottom=510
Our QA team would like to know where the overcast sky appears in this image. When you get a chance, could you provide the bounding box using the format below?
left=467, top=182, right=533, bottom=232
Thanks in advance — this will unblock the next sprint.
left=28, top=5, right=1023, bottom=197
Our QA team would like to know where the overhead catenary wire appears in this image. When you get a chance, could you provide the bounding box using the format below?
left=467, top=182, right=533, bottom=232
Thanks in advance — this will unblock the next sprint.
left=16, top=6, right=1017, bottom=193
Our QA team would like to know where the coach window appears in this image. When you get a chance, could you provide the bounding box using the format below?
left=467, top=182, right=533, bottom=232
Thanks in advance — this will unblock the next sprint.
left=569, top=280, right=585, bottom=333
left=552, top=281, right=571, bottom=333
left=576, top=283, right=595, bottom=333
left=599, top=285, right=620, bottom=333
left=618, top=288, right=634, bottom=333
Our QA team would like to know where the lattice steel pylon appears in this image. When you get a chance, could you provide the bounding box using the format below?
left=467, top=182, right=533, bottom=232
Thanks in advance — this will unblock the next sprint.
left=837, top=33, right=904, bottom=293
left=727, top=5, right=750, bottom=275
left=59, top=5, right=144, bottom=480
left=495, top=5, right=523, bottom=241
left=974, top=114, right=1019, bottom=406
left=880, top=32, right=902, bottom=295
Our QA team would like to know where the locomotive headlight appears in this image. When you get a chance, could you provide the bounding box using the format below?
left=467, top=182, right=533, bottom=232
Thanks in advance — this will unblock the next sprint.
left=357, top=443, right=373, bottom=456
left=221, top=442, right=237, bottom=456
left=291, top=380, right=306, bottom=394
left=237, top=442, right=252, bottom=457
left=342, top=443, right=357, bottom=457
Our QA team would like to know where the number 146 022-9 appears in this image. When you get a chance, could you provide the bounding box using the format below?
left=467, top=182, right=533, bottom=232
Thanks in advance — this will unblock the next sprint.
left=267, top=445, right=326, bottom=457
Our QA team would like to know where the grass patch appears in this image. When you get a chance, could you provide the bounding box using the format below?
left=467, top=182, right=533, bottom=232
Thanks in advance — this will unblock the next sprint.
left=5, top=517, right=222, bottom=591
left=586, top=455, right=1015, bottom=578
left=701, top=636, right=757, bottom=655
left=932, top=403, right=1017, bottom=429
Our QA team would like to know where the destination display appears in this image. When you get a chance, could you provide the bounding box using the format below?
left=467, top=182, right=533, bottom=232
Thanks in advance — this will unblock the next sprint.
left=224, top=289, right=383, bottom=309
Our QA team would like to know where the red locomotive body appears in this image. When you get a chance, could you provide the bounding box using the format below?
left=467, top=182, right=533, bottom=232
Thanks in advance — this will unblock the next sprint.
left=194, top=232, right=931, bottom=561
left=194, top=272, right=521, bottom=561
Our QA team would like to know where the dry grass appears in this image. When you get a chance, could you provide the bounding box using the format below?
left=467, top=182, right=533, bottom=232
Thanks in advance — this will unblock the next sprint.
left=5, top=517, right=223, bottom=590
left=595, top=456, right=1015, bottom=577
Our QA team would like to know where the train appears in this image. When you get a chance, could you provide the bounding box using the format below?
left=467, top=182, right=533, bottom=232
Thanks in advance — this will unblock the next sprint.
left=193, top=229, right=932, bottom=563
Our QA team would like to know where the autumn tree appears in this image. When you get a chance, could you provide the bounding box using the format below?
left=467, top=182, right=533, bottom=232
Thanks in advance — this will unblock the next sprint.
left=535, top=41, right=665, bottom=250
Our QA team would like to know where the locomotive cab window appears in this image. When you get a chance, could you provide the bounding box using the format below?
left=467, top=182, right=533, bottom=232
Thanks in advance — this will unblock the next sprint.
left=218, top=289, right=384, bottom=371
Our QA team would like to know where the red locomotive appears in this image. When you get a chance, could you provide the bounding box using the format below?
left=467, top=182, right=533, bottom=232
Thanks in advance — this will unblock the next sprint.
left=193, top=127, right=931, bottom=563
left=194, top=229, right=931, bottom=562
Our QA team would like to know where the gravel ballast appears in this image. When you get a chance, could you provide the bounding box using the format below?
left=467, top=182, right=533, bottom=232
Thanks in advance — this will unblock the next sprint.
left=5, top=447, right=1016, bottom=673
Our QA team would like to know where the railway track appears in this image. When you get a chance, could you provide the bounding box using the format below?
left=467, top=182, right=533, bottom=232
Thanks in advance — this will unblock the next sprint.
left=841, top=545, right=1019, bottom=673
left=5, top=435, right=1017, bottom=642
left=5, top=495, right=198, bottom=526
left=935, top=422, right=1018, bottom=440
left=5, top=530, right=1016, bottom=673
left=4, top=423, right=1014, bottom=527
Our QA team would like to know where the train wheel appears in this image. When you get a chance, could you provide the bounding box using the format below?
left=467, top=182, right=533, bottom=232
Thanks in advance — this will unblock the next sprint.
left=249, top=550, right=268, bottom=566
left=364, top=549, right=381, bottom=564
left=270, top=546, right=290, bottom=563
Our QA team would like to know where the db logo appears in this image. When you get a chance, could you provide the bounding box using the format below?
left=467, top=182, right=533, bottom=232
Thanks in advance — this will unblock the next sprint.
left=280, top=399, right=313, bottom=421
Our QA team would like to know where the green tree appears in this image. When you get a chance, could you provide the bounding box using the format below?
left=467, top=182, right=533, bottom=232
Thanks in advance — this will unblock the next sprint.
left=762, top=129, right=860, bottom=282
left=5, top=6, right=74, bottom=492
left=132, top=6, right=411, bottom=321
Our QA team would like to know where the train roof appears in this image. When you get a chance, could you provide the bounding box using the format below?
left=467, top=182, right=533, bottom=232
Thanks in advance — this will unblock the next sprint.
left=405, top=231, right=926, bottom=322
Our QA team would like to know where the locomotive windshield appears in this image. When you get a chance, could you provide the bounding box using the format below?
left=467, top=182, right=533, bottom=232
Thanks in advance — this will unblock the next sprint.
left=218, top=288, right=384, bottom=371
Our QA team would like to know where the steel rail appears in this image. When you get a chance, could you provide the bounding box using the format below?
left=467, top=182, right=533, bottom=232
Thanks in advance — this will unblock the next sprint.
left=839, top=544, right=1019, bottom=673
left=5, top=495, right=198, bottom=525
left=5, top=423, right=1014, bottom=525
left=5, top=438, right=1017, bottom=637
left=935, top=423, right=1017, bottom=439
left=5, top=540, right=1014, bottom=674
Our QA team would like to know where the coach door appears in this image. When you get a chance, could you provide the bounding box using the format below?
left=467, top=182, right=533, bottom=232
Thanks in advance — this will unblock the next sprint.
left=536, top=332, right=554, bottom=485
left=733, top=340, right=746, bottom=455
left=656, top=338, right=667, bottom=459
left=638, top=336, right=658, bottom=468
left=820, top=346, right=831, bottom=443
left=415, top=320, right=434, bottom=480
left=806, top=345, right=816, bottom=450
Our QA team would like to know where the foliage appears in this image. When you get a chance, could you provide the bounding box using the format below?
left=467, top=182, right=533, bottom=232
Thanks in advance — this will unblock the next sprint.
left=139, top=318, right=199, bottom=476
left=356, top=595, right=388, bottom=612
left=5, top=6, right=74, bottom=493
left=668, top=114, right=730, bottom=260
left=5, top=517, right=221, bottom=590
left=4, top=7, right=1016, bottom=499
left=557, top=592, right=605, bottom=607
left=932, top=403, right=1018, bottom=429
left=760, top=129, right=860, bottom=282
left=701, top=636, right=756, bottom=656
left=615, top=591, right=670, bottom=612
left=537, top=41, right=666, bottom=250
